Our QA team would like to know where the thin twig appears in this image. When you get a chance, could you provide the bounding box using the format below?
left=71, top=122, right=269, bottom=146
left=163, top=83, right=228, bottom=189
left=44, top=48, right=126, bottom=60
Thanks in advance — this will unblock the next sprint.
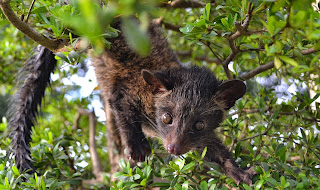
left=229, top=2, right=254, bottom=40
left=202, top=41, right=223, bottom=64
left=240, top=124, right=273, bottom=141
left=25, top=0, right=36, bottom=22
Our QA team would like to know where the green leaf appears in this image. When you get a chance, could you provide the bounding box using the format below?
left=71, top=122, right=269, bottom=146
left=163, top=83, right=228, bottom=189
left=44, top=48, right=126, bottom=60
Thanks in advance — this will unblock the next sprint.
left=150, top=182, right=170, bottom=187
left=200, top=181, right=208, bottom=190
left=201, top=147, right=207, bottom=159
left=119, top=158, right=128, bottom=173
left=255, top=180, right=264, bottom=189
left=143, top=165, right=152, bottom=179
left=31, top=6, right=48, bottom=14
left=235, top=143, right=241, bottom=158
left=170, top=175, right=179, bottom=188
left=68, top=51, right=80, bottom=62
left=180, top=24, right=195, bottom=34
left=266, top=177, right=278, bottom=187
left=0, top=184, right=8, bottom=190
left=182, top=181, right=189, bottom=190
left=292, top=65, right=313, bottom=73
left=113, top=172, right=125, bottom=178
left=262, top=16, right=275, bottom=35
left=280, top=176, right=286, bottom=186
left=178, top=158, right=185, bottom=170
left=205, top=3, right=211, bottom=20
left=242, top=183, right=252, bottom=190
left=55, top=52, right=68, bottom=62
left=274, top=56, right=282, bottom=69
left=122, top=18, right=151, bottom=57
left=174, top=183, right=182, bottom=190
left=140, top=178, right=147, bottom=187
left=133, top=174, right=140, bottom=180
left=41, top=177, right=46, bottom=190
left=209, top=184, right=217, bottom=190
left=181, top=161, right=196, bottom=173
left=0, top=164, right=4, bottom=171
left=300, top=128, right=308, bottom=144
left=5, top=177, right=9, bottom=187
left=261, top=162, right=269, bottom=172
left=279, top=56, right=299, bottom=67
left=12, top=166, right=20, bottom=176
left=221, top=18, right=229, bottom=29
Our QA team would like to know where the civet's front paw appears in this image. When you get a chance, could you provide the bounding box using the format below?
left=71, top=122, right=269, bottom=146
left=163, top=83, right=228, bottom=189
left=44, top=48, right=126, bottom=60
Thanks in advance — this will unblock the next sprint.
left=126, top=137, right=151, bottom=162
left=228, top=166, right=257, bottom=185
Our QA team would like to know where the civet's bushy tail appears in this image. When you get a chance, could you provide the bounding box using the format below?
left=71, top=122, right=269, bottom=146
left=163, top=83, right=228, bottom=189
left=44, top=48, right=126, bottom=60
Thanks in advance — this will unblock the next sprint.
left=7, top=45, right=57, bottom=172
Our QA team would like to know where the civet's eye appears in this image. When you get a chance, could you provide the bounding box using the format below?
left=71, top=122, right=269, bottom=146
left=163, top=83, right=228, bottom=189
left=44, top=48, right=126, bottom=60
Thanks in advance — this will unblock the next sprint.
left=194, top=121, right=205, bottom=131
left=162, top=113, right=172, bottom=124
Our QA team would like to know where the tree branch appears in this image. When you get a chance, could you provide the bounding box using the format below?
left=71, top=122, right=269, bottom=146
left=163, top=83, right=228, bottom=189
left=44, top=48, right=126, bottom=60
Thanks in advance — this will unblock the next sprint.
left=62, top=146, right=76, bottom=173
left=72, top=111, right=81, bottom=130
left=176, top=51, right=220, bottom=64
left=229, top=2, right=254, bottom=40
left=25, top=0, right=36, bottom=23
left=163, top=22, right=181, bottom=32
left=240, top=123, right=273, bottom=141
left=161, top=0, right=208, bottom=9
left=301, top=47, right=320, bottom=55
left=201, top=41, right=223, bottom=64
left=210, top=2, right=254, bottom=80
left=240, top=61, right=274, bottom=80
left=0, top=0, right=67, bottom=51
left=154, top=18, right=182, bottom=33
left=77, top=108, right=103, bottom=181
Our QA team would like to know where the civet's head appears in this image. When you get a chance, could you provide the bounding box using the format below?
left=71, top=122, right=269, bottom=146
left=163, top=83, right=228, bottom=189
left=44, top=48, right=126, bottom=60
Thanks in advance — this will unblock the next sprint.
left=142, top=67, right=246, bottom=155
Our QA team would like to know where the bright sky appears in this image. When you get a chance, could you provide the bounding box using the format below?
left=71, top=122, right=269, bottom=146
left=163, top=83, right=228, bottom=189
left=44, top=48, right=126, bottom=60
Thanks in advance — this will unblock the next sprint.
left=51, top=60, right=106, bottom=122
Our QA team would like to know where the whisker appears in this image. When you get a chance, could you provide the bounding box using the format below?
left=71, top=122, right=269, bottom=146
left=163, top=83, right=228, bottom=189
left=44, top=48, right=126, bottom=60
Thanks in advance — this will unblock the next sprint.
left=142, top=112, right=164, bottom=136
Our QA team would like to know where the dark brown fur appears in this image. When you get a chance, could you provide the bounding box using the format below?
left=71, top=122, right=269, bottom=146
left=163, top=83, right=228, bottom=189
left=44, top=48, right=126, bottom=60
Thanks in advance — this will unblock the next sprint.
left=7, top=46, right=57, bottom=173
left=91, top=19, right=256, bottom=185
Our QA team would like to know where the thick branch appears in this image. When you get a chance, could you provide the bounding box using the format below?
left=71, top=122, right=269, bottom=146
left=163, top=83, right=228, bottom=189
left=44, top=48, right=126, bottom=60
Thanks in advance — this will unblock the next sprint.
left=162, top=21, right=181, bottom=32
left=237, top=46, right=320, bottom=80
left=0, top=0, right=67, bottom=51
left=240, top=62, right=274, bottom=80
left=155, top=18, right=182, bottom=33
left=301, top=47, right=320, bottom=55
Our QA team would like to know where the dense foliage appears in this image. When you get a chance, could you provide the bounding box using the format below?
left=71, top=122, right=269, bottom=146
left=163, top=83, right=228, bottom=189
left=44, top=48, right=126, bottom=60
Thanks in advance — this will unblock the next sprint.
left=0, top=0, right=319, bottom=189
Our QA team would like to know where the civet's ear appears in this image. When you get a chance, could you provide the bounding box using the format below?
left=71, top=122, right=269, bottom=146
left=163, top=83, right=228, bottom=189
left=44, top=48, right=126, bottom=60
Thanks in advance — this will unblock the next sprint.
left=142, top=70, right=173, bottom=94
left=215, top=80, right=246, bottom=110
